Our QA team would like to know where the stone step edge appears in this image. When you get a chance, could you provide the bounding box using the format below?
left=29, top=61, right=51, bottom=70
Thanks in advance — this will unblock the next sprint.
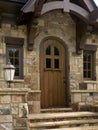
left=43, top=125, right=98, bottom=130
left=29, top=112, right=98, bottom=120
left=13, top=127, right=29, bottom=130
left=29, top=119, right=98, bottom=128
left=41, top=108, right=72, bottom=112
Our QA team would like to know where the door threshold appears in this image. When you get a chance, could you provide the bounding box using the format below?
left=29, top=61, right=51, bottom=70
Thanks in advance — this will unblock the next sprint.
left=41, top=107, right=72, bottom=113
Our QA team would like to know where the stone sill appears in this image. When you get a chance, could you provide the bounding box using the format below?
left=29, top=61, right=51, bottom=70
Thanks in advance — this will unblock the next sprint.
left=13, top=79, right=24, bottom=83
left=83, top=80, right=98, bottom=84
left=71, top=90, right=98, bottom=93
left=28, top=90, right=41, bottom=93
left=0, top=79, right=24, bottom=83
left=0, top=88, right=30, bottom=95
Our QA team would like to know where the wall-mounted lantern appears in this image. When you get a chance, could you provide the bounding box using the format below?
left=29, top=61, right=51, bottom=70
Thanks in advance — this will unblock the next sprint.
left=4, top=60, right=15, bottom=87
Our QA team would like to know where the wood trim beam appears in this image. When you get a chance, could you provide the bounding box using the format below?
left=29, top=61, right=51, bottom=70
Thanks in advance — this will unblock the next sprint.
left=90, top=8, right=98, bottom=22
left=76, top=21, right=87, bottom=54
left=64, top=0, right=70, bottom=12
left=70, top=3, right=89, bottom=22
left=41, top=1, right=90, bottom=22
left=81, top=44, right=97, bottom=51
left=5, top=36, right=24, bottom=45
left=41, top=1, right=63, bottom=14
left=27, top=19, right=38, bottom=51
left=21, top=0, right=36, bottom=13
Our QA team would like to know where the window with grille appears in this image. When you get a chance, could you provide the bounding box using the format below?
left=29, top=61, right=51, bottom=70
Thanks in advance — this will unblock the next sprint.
left=83, top=50, right=95, bottom=80
left=45, top=45, right=60, bottom=70
left=5, top=37, right=24, bottom=79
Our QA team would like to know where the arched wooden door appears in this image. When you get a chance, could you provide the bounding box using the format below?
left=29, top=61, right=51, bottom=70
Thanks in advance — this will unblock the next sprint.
left=40, top=39, right=66, bottom=108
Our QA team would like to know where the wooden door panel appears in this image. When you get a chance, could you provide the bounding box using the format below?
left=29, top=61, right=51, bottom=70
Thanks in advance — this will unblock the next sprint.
left=40, top=39, right=66, bottom=108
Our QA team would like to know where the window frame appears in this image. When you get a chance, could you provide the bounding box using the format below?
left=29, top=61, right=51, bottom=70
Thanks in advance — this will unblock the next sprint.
left=45, top=44, right=60, bottom=70
left=82, top=44, right=97, bottom=80
left=5, top=37, right=24, bottom=79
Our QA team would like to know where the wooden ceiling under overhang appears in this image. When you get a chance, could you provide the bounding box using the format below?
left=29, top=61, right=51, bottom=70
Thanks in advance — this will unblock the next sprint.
left=0, top=0, right=26, bottom=24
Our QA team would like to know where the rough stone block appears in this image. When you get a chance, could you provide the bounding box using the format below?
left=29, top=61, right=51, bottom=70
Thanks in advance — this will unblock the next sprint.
left=32, top=101, right=40, bottom=113
left=28, top=93, right=40, bottom=101
left=0, top=107, right=10, bottom=115
left=19, top=103, right=28, bottom=118
left=1, top=96, right=11, bottom=103
left=86, top=96, right=93, bottom=105
left=70, top=72, right=76, bottom=80
left=87, top=84, right=94, bottom=90
left=12, top=95, right=22, bottom=103
left=11, top=104, right=18, bottom=115
left=13, top=118, right=28, bottom=127
left=1, top=123, right=12, bottom=130
left=94, top=84, right=97, bottom=90
left=24, top=75, right=31, bottom=84
left=81, top=95, right=86, bottom=102
left=71, top=102, right=79, bottom=111
left=73, top=94, right=81, bottom=103
left=0, top=115, right=12, bottom=123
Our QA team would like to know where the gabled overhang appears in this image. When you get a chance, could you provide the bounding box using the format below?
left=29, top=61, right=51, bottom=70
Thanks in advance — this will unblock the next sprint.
left=20, top=0, right=98, bottom=52
left=21, top=0, right=98, bottom=25
left=21, top=0, right=36, bottom=13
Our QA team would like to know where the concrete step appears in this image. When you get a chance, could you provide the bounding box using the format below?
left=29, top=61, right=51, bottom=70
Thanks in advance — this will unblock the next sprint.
left=29, top=112, right=98, bottom=129
left=29, top=119, right=98, bottom=128
left=43, top=125, right=98, bottom=130
left=29, top=112, right=98, bottom=121
left=41, top=107, right=72, bottom=113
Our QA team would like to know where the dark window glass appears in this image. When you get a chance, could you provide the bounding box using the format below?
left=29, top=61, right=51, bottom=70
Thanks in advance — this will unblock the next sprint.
left=84, top=71, right=86, bottom=78
left=15, top=68, right=19, bottom=76
left=45, top=45, right=60, bottom=70
left=46, top=46, right=51, bottom=55
left=84, top=63, right=87, bottom=70
left=88, top=71, right=91, bottom=78
left=15, top=49, right=19, bottom=57
left=83, top=55, right=86, bottom=61
left=88, top=63, right=91, bottom=70
left=54, top=59, right=59, bottom=68
left=46, top=58, right=51, bottom=68
left=88, top=54, right=91, bottom=62
left=54, top=47, right=59, bottom=55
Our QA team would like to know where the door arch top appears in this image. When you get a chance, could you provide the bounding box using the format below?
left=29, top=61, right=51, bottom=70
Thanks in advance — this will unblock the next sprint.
left=40, top=36, right=68, bottom=51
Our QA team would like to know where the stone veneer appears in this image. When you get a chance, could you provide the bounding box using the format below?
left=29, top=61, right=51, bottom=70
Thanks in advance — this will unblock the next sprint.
left=0, top=88, right=29, bottom=130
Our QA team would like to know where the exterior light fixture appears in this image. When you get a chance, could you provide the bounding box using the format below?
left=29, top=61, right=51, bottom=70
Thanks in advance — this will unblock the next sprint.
left=4, top=60, right=15, bottom=87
